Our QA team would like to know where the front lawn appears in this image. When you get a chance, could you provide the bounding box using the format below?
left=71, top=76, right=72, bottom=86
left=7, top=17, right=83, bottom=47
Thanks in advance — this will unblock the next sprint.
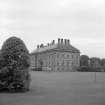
left=0, top=71, right=105, bottom=105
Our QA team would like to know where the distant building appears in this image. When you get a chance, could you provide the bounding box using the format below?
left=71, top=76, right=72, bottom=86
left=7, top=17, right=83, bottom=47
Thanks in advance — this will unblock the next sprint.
left=30, top=38, right=80, bottom=71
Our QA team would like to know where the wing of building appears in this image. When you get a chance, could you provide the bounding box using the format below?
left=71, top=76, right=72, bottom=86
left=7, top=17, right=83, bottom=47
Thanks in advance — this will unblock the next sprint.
left=30, top=38, right=80, bottom=71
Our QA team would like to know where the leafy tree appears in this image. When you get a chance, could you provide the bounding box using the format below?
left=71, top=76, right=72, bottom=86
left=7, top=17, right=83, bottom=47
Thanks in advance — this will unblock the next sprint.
left=100, top=58, right=105, bottom=67
left=89, top=57, right=101, bottom=68
left=89, top=57, right=101, bottom=72
left=0, top=53, right=6, bottom=69
left=0, top=36, right=31, bottom=91
left=80, top=55, right=89, bottom=67
left=1, top=36, right=30, bottom=70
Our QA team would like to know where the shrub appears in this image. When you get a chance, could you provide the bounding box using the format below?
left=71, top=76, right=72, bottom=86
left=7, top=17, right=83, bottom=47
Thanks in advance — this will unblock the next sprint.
left=0, top=36, right=31, bottom=92
left=77, top=66, right=102, bottom=72
left=77, top=66, right=93, bottom=72
left=0, top=54, right=6, bottom=70
left=1, top=36, right=30, bottom=70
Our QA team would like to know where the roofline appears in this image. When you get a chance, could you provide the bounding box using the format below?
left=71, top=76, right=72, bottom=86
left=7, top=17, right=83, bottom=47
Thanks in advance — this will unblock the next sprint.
left=30, top=48, right=80, bottom=55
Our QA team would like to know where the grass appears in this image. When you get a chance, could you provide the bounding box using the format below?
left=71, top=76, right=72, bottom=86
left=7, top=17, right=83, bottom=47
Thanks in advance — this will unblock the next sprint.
left=0, top=71, right=105, bottom=105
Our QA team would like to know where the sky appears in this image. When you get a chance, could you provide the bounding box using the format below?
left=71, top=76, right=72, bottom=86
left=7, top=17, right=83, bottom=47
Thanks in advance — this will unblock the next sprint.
left=0, top=0, right=105, bottom=58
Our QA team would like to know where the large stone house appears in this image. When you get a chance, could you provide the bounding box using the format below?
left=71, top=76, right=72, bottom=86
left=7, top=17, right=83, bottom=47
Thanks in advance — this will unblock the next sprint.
left=30, top=38, right=80, bottom=71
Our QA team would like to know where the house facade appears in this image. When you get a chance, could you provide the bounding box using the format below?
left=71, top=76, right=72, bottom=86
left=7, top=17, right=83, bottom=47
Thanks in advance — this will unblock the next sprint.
left=30, top=38, right=80, bottom=71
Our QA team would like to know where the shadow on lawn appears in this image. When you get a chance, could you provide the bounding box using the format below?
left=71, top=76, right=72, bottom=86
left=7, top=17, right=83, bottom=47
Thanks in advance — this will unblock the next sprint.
left=0, top=88, right=29, bottom=93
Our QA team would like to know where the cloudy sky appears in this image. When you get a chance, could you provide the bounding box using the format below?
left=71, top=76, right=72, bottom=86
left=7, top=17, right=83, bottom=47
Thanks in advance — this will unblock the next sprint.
left=0, top=0, right=105, bottom=58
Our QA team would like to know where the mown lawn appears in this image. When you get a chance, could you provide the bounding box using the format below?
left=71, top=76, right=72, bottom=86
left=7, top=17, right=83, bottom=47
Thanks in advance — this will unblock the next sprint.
left=0, top=71, right=105, bottom=105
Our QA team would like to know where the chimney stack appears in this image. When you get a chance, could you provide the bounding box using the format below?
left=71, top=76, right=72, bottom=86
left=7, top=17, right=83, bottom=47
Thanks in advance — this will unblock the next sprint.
left=40, top=44, right=44, bottom=48
left=47, top=43, right=50, bottom=46
left=37, top=45, right=39, bottom=48
left=52, top=40, right=55, bottom=45
left=67, top=39, right=70, bottom=45
left=58, top=38, right=60, bottom=44
left=61, top=38, right=63, bottom=44
left=64, top=39, right=67, bottom=45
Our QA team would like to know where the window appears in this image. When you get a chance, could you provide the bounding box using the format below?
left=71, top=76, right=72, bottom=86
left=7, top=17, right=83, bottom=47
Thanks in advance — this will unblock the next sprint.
left=57, top=62, right=59, bottom=65
left=67, top=54, right=69, bottom=58
left=62, top=54, right=64, bottom=57
left=67, top=61, right=69, bottom=66
left=49, top=56, right=50, bottom=59
left=57, top=54, right=59, bottom=58
left=49, top=61, right=50, bottom=65
left=76, top=61, right=78, bottom=65
left=72, top=55, right=73, bottom=58
left=77, top=55, right=79, bottom=60
left=62, top=61, right=64, bottom=65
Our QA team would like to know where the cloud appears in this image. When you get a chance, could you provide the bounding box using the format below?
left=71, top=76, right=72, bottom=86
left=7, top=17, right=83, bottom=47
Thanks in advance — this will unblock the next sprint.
left=0, top=0, right=105, bottom=57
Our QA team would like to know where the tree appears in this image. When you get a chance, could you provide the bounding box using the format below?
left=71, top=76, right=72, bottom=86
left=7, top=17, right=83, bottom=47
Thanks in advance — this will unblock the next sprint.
left=100, top=58, right=105, bottom=72
left=77, top=55, right=90, bottom=72
left=89, top=57, right=101, bottom=72
left=100, top=58, right=105, bottom=67
left=0, top=36, right=31, bottom=92
left=80, top=55, right=89, bottom=67
left=0, top=53, right=6, bottom=69
left=1, top=36, right=30, bottom=70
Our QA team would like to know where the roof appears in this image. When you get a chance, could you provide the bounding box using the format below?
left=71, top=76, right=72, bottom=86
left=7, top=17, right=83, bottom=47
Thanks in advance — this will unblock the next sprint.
left=31, top=43, right=80, bottom=54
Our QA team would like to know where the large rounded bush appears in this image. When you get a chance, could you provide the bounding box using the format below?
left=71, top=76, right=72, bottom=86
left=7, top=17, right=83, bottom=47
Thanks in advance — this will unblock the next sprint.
left=0, top=36, right=31, bottom=92
left=1, top=36, right=30, bottom=70
left=0, top=53, right=6, bottom=70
